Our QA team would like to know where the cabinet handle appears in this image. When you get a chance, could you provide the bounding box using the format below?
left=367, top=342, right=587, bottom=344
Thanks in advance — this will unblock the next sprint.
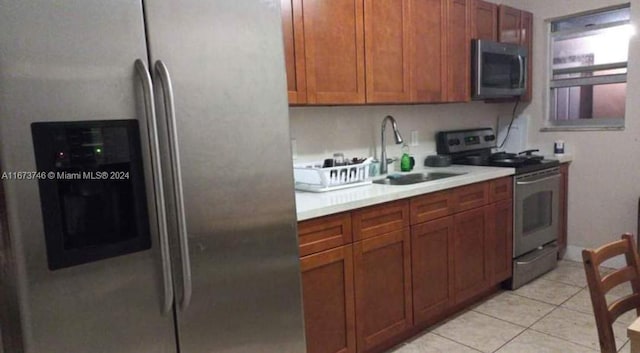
left=518, top=55, right=524, bottom=89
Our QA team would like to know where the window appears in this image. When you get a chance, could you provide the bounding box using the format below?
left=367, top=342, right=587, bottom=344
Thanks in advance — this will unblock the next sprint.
left=546, top=4, right=632, bottom=129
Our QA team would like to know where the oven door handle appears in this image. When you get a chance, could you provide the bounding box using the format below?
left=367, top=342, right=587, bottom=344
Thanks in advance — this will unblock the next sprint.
left=516, top=173, right=560, bottom=186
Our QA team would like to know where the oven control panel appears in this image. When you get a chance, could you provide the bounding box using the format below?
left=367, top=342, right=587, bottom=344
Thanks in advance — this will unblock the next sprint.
left=436, top=128, right=497, bottom=154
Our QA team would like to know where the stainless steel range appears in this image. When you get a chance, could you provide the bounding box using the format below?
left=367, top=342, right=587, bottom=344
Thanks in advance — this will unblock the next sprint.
left=437, top=128, right=561, bottom=289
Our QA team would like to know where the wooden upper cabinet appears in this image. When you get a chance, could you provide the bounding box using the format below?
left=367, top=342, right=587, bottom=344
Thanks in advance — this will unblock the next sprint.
left=302, top=0, right=366, bottom=104
left=498, top=5, right=521, bottom=44
left=445, top=0, right=471, bottom=102
left=409, top=0, right=447, bottom=102
left=364, top=0, right=411, bottom=103
left=354, top=229, right=412, bottom=353
left=301, top=245, right=357, bottom=353
left=471, top=0, right=497, bottom=41
left=281, top=0, right=307, bottom=104
left=497, top=5, right=533, bottom=102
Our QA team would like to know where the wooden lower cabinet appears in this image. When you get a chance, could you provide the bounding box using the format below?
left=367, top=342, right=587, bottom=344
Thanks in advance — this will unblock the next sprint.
left=300, top=178, right=516, bottom=353
left=411, top=216, right=455, bottom=326
left=489, top=199, right=513, bottom=283
left=453, top=207, right=491, bottom=304
left=301, top=245, right=356, bottom=353
left=354, top=228, right=412, bottom=353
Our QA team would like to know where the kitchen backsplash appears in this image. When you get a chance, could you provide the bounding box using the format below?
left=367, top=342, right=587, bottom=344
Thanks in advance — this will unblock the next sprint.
left=289, top=102, right=517, bottom=169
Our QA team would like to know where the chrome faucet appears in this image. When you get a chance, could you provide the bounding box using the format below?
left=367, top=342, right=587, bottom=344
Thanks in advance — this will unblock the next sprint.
left=380, top=115, right=403, bottom=175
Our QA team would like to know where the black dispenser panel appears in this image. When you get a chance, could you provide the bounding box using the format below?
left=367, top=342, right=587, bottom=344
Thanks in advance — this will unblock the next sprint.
left=32, top=120, right=150, bottom=270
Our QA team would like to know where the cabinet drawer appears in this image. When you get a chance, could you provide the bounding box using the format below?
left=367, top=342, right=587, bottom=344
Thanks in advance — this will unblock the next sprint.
left=453, top=182, right=489, bottom=212
left=489, top=177, right=513, bottom=203
left=353, top=200, right=410, bottom=240
left=410, top=189, right=454, bottom=225
left=298, top=213, right=352, bottom=256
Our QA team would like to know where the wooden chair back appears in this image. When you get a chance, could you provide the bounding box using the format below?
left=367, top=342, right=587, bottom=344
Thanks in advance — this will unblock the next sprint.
left=582, top=233, right=640, bottom=353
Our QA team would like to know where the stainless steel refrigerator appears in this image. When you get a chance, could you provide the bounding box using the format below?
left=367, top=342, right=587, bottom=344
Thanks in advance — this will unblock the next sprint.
left=0, top=1, right=306, bottom=352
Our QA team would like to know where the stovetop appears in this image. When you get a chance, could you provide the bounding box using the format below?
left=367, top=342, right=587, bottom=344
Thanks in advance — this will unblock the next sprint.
left=451, top=151, right=560, bottom=174
left=436, top=128, right=560, bottom=175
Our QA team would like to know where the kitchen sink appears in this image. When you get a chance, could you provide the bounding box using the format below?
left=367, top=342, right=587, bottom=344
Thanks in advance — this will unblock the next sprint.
left=373, top=172, right=466, bottom=186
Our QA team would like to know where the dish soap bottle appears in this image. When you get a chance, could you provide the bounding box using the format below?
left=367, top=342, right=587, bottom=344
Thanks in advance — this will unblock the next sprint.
left=400, top=144, right=412, bottom=172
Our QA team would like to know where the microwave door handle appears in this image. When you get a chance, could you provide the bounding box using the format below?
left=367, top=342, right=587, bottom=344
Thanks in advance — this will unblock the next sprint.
left=518, top=55, right=524, bottom=89
left=135, top=59, right=174, bottom=315
left=155, top=60, right=192, bottom=311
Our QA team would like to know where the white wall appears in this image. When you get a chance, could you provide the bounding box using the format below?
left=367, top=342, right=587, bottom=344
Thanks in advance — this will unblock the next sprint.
left=290, top=102, right=514, bottom=167
left=502, top=0, right=640, bottom=250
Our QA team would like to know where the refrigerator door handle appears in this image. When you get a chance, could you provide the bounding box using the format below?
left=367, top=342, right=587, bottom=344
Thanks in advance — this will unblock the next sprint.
left=154, top=60, right=192, bottom=311
left=135, top=59, right=174, bottom=315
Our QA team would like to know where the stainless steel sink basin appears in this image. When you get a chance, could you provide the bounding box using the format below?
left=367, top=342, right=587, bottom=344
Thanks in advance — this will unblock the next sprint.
left=373, top=172, right=465, bottom=186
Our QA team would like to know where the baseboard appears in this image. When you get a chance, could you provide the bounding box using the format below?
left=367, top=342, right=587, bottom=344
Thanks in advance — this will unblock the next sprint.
left=565, top=245, right=627, bottom=269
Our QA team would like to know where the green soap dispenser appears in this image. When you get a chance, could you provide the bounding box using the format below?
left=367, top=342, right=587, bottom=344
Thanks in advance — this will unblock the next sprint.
left=400, top=144, right=412, bottom=172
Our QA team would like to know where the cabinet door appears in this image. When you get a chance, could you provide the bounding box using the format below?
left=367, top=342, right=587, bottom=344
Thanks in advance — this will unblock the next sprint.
left=498, top=5, right=521, bottom=44
left=412, top=217, right=455, bottom=326
left=354, top=229, right=412, bottom=352
left=410, top=0, right=446, bottom=102
left=489, top=199, right=513, bottom=283
left=365, top=0, right=411, bottom=103
left=520, top=10, right=533, bottom=102
left=558, top=163, right=569, bottom=259
left=301, top=245, right=356, bottom=353
left=281, top=0, right=307, bottom=104
left=445, top=0, right=471, bottom=102
left=303, top=0, right=366, bottom=104
left=453, top=207, right=491, bottom=303
left=472, top=0, right=497, bottom=41
left=489, top=176, right=513, bottom=204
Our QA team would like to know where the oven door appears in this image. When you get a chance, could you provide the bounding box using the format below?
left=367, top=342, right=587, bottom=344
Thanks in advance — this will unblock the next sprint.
left=514, top=168, right=561, bottom=257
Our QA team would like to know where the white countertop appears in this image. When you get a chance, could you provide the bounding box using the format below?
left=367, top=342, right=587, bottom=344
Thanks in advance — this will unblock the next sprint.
left=295, top=165, right=515, bottom=221
left=551, top=154, right=573, bottom=164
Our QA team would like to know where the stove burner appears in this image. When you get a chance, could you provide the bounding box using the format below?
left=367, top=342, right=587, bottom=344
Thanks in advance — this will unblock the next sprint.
left=462, top=155, right=489, bottom=165
left=490, top=152, right=516, bottom=160
left=444, top=149, right=558, bottom=174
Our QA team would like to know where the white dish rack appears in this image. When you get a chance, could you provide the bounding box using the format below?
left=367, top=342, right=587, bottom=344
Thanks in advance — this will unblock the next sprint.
left=294, top=159, right=372, bottom=192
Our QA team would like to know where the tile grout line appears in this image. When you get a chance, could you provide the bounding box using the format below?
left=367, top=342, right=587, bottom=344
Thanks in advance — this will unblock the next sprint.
left=429, top=331, right=484, bottom=353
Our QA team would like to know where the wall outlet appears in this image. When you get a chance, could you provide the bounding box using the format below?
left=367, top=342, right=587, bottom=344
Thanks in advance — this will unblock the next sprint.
left=410, top=130, right=419, bottom=146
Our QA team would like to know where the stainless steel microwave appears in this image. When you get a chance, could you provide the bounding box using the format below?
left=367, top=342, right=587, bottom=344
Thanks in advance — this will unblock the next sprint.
left=472, top=39, right=528, bottom=100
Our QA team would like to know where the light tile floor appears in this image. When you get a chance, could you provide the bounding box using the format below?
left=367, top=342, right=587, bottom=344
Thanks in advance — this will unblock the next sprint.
left=390, top=260, right=635, bottom=353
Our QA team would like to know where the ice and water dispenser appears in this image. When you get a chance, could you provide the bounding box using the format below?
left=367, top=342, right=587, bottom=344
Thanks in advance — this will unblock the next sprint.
left=31, top=120, right=150, bottom=270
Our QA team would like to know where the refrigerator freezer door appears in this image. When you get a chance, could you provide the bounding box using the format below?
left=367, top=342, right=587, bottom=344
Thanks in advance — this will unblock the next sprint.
left=0, top=1, right=177, bottom=352
left=144, top=1, right=307, bottom=352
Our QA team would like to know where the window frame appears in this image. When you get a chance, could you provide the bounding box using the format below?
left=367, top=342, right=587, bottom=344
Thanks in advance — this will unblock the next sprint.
left=543, top=4, right=631, bottom=131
